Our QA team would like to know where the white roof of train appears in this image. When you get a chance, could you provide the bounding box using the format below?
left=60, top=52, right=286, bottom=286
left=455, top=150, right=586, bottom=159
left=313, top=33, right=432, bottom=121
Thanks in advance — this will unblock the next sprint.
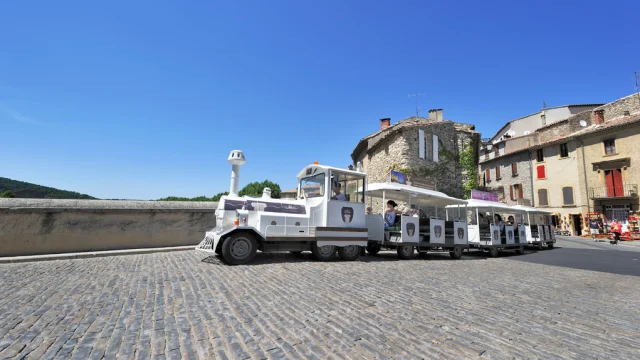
left=365, top=182, right=467, bottom=206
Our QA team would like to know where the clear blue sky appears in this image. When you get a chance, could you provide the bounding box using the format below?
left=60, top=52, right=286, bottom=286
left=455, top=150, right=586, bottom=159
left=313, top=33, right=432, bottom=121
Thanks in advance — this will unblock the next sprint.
left=1, top=1, right=639, bottom=200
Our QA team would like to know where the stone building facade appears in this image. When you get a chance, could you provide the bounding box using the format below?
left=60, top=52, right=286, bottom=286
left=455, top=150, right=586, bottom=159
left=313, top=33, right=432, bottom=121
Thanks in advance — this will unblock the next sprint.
left=478, top=151, right=532, bottom=206
left=351, top=110, right=480, bottom=212
left=478, top=92, right=640, bottom=235
left=573, top=94, right=640, bottom=228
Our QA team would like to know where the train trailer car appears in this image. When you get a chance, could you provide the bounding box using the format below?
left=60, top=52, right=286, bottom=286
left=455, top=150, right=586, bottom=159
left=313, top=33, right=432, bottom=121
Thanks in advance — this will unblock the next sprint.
left=512, top=205, right=555, bottom=249
left=450, top=199, right=527, bottom=257
left=363, top=182, right=469, bottom=260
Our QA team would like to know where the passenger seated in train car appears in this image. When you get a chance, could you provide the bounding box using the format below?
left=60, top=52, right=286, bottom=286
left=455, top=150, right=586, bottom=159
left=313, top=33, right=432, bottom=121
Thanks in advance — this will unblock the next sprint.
left=495, top=214, right=506, bottom=232
left=366, top=207, right=373, bottom=215
left=384, top=200, right=397, bottom=228
left=508, top=215, right=515, bottom=225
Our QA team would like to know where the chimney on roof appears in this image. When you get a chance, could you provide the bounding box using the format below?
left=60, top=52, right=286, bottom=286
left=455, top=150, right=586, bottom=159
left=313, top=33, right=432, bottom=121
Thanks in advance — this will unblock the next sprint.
left=593, top=109, right=605, bottom=124
left=428, top=109, right=443, bottom=121
left=380, top=118, right=391, bottom=130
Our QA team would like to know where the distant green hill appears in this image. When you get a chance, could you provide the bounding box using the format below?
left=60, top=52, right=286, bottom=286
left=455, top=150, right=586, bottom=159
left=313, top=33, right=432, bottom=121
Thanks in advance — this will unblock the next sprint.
left=0, top=177, right=97, bottom=199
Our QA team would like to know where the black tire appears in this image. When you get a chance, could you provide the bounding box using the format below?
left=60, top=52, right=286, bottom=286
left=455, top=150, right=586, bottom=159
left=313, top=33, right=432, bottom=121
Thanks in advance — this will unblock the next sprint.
left=289, top=251, right=303, bottom=256
left=366, top=243, right=381, bottom=255
left=338, top=245, right=361, bottom=261
left=220, top=232, right=258, bottom=265
left=311, top=243, right=336, bottom=261
left=449, top=247, right=463, bottom=259
left=515, top=245, right=525, bottom=255
left=397, top=245, right=414, bottom=259
left=487, top=247, right=499, bottom=258
left=537, top=241, right=543, bottom=250
left=547, top=243, right=554, bottom=249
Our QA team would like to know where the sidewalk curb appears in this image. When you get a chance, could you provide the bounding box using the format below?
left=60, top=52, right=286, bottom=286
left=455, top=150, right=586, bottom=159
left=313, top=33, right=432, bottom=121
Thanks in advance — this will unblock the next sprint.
left=0, top=246, right=195, bottom=264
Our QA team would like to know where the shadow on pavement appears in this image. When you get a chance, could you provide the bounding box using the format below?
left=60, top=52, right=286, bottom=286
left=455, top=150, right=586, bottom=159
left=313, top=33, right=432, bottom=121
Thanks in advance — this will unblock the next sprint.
left=501, top=245, right=640, bottom=277
left=201, top=249, right=489, bottom=266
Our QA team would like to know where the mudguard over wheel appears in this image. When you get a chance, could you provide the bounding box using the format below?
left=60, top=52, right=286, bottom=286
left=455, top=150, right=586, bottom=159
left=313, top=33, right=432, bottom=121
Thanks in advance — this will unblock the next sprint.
left=516, top=245, right=525, bottom=255
left=397, top=245, right=414, bottom=259
left=221, top=232, right=258, bottom=265
left=366, top=243, right=381, bottom=255
left=311, top=243, right=336, bottom=261
left=449, top=247, right=463, bottom=259
left=338, top=245, right=361, bottom=261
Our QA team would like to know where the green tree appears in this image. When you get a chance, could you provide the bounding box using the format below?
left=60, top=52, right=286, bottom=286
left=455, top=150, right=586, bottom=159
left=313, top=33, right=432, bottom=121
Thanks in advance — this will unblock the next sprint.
left=238, top=180, right=281, bottom=198
left=0, top=190, right=16, bottom=198
left=459, top=145, right=478, bottom=199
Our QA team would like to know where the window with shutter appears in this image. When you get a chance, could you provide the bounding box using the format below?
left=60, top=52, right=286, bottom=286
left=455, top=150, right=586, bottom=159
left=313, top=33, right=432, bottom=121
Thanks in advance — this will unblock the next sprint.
left=495, top=166, right=501, bottom=179
left=509, top=184, right=514, bottom=201
left=536, top=165, right=546, bottom=179
left=484, top=150, right=489, bottom=160
left=536, top=149, right=544, bottom=162
left=518, top=183, right=523, bottom=199
left=433, top=135, right=439, bottom=162
left=562, top=187, right=575, bottom=205
left=511, top=163, right=518, bottom=176
left=424, top=134, right=433, bottom=160
left=418, top=129, right=425, bottom=159
left=485, top=168, right=491, bottom=181
left=538, top=189, right=548, bottom=206
left=494, top=146, right=499, bottom=157
left=603, top=138, right=616, bottom=155
left=559, top=143, right=569, bottom=158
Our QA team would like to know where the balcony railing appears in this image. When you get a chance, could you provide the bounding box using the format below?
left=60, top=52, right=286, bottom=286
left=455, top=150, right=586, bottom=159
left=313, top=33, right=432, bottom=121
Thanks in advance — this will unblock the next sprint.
left=589, top=184, right=638, bottom=199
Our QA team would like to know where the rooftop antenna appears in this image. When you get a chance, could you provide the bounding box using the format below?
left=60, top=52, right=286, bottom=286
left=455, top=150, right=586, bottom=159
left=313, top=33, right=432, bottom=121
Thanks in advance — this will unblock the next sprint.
left=635, top=72, right=640, bottom=103
left=542, top=100, right=547, bottom=110
left=408, top=93, right=425, bottom=117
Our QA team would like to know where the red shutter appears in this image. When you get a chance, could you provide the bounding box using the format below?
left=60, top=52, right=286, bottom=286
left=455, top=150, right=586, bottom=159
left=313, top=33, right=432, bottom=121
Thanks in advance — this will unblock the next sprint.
left=613, top=169, right=623, bottom=197
left=536, top=165, right=546, bottom=179
left=518, top=184, right=523, bottom=199
left=496, top=166, right=501, bottom=179
left=486, top=168, right=491, bottom=181
left=510, top=185, right=514, bottom=200
left=605, top=170, right=614, bottom=197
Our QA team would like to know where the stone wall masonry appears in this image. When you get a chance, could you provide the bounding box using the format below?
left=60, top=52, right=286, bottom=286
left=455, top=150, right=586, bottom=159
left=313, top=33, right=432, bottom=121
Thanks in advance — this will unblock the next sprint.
left=0, top=199, right=217, bottom=257
left=479, top=151, right=533, bottom=206
left=596, top=93, right=640, bottom=121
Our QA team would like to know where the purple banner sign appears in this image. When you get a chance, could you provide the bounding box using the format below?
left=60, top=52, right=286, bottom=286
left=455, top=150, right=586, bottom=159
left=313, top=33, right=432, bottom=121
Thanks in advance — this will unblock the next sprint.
left=471, top=189, right=499, bottom=202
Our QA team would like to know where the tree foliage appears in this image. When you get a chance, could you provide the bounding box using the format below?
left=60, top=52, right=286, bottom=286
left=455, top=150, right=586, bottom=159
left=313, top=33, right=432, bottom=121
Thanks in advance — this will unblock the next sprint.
left=157, top=180, right=281, bottom=201
left=459, top=145, right=478, bottom=199
left=0, top=190, right=16, bottom=198
left=0, top=177, right=96, bottom=199
left=238, top=180, right=281, bottom=199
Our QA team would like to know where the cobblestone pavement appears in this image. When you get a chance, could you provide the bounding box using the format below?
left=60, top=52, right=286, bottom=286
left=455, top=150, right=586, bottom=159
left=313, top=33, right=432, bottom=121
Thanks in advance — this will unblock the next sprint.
left=1, top=249, right=639, bottom=359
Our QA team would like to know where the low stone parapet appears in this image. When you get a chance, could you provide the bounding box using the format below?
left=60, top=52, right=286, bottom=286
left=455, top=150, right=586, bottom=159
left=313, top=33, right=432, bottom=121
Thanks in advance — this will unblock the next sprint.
left=0, top=199, right=217, bottom=257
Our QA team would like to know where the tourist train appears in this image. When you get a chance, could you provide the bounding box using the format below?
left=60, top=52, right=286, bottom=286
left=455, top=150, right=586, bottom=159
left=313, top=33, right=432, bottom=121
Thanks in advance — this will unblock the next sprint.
left=196, top=150, right=555, bottom=265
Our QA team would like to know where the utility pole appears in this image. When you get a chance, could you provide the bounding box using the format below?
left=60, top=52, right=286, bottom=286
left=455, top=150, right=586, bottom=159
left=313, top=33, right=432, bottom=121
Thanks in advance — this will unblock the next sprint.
left=408, top=93, right=425, bottom=117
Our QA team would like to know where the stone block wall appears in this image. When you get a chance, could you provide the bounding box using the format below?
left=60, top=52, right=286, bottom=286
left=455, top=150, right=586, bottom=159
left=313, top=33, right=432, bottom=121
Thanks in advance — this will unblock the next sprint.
left=0, top=199, right=217, bottom=257
left=596, top=93, right=640, bottom=121
left=479, top=151, right=532, bottom=206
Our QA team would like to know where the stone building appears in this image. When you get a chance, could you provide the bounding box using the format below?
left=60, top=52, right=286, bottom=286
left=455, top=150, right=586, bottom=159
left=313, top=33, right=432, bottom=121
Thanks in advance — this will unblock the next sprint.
left=478, top=93, right=640, bottom=235
left=573, top=94, right=640, bottom=226
left=351, top=109, right=480, bottom=212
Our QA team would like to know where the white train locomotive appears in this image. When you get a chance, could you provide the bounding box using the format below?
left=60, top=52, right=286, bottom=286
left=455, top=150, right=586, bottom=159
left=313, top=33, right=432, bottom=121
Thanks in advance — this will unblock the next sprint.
left=196, top=150, right=370, bottom=264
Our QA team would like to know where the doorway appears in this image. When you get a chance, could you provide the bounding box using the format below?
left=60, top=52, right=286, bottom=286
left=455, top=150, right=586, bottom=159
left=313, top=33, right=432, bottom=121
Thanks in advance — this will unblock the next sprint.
left=572, top=214, right=582, bottom=236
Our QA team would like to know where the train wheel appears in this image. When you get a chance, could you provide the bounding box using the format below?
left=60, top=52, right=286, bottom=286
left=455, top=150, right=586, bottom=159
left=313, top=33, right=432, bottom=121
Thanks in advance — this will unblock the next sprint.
left=515, top=245, right=525, bottom=255
left=397, top=245, right=414, bottom=259
left=366, top=243, right=381, bottom=255
left=311, top=243, right=336, bottom=261
left=487, top=247, right=499, bottom=258
left=221, top=232, right=257, bottom=265
left=338, top=245, right=360, bottom=261
left=449, top=247, right=463, bottom=259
